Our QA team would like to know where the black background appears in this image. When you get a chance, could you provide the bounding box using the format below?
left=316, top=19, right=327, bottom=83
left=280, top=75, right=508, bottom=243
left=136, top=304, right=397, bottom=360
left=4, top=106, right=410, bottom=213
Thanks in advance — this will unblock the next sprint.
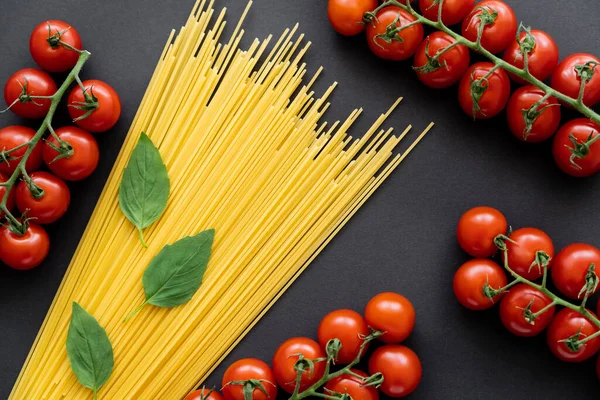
left=1, top=0, right=599, bottom=399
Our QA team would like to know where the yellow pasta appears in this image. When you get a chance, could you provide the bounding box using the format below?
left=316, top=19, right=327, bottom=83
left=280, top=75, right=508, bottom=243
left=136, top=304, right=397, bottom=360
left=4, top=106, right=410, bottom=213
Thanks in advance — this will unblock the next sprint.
left=9, top=1, right=432, bottom=399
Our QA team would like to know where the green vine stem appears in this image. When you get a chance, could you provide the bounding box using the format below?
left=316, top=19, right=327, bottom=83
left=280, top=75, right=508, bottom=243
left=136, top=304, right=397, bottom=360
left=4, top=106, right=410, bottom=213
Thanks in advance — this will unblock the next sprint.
left=364, top=0, right=600, bottom=124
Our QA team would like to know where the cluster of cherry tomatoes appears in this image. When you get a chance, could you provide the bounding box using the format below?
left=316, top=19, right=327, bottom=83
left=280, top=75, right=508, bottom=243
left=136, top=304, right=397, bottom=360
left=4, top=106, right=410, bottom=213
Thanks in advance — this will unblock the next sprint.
left=0, top=20, right=120, bottom=270
left=327, top=0, right=600, bottom=177
left=185, top=292, right=421, bottom=400
left=454, top=206, right=600, bottom=378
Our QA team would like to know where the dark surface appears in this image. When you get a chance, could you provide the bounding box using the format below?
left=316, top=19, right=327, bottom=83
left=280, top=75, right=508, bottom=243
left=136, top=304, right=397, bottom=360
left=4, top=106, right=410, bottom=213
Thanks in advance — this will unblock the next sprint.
left=1, top=0, right=599, bottom=399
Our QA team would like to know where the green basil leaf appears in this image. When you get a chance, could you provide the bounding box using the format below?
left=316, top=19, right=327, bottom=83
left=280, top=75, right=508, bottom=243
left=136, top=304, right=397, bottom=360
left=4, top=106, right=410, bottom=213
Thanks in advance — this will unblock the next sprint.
left=66, top=302, right=114, bottom=399
left=119, top=132, right=170, bottom=247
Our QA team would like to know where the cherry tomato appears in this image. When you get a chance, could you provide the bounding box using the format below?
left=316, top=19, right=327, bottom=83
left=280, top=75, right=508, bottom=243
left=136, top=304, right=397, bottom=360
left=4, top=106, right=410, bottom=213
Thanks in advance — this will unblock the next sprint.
left=503, top=227, right=555, bottom=281
left=43, top=126, right=99, bottom=181
left=366, top=7, right=424, bottom=61
left=221, top=358, right=277, bottom=400
left=15, top=171, right=70, bottom=224
left=552, top=119, right=600, bottom=178
left=0, top=126, right=43, bottom=175
left=328, top=0, right=378, bottom=36
left=368, top=345, right=422, bottom=398
left=413, top=31, right=470, bottom=89
left=419, top=0, right=475, bottom=26
left=29, top=20, right=82, bottom=73
left=551, top=53, right=600, bottom=107
left=318, top=309, right=369, bottom=364
left=502, top=29, right=558, bottom=84
left=272, top=337, right=326, bottom=394
left=4, top=68, right=57, bottom=119
left=68, top=80, right=121, bottom=133
left=364, top=292, right=415, bottom=344
left=453, top=259, right=507, bottom=310
left=461, top=0, right=517, bottom=54
left=499, top=284, right=555, bottom=337
left=0, top=173, right=15, bottom=216
left=458, top=62, right=511, bottom=119
left=551, top=243, right=600, bottom=300
left=506, top=86, right=560, bottom=143
left=0, top=223, right=49, bottom=270
left=457, top=206, right=507, bottom=258
left=547, top=308, right=600, bottom=363
left=184, top=389, right=224, bottom=400
left=325, top=369, right=379, bottom=400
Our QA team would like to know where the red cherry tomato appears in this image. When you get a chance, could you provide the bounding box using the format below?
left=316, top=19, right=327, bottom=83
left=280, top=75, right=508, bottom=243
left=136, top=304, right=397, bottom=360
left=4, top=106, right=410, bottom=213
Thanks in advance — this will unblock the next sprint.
left=457, top=206, right=507, bottom=258
left=453, top=259, right=507, bottom=310
left=0, top=223, right=49, bottom=270
left=503, top=227, right=555, bottom=281
left=368, top=345, right=422, bottom=398
left=413, top=31, right=470, bottom=89
left=461, top=0, right=517, bottom=54
left=551, top=53, right=600, bottom=108
left=552, top=119, right=600, bottom=178
left=366, top=6, right=424, bottom=61
left=43, top=126, right=99, bottom=181
left=364, top=292, right=415, bottom=344
left=502, top=29, right=558, bottom=84
left=458, top=62, right=511, bottom=119
left=551, top=244, right=600, bottom=300
left=15, top=171, right=70, bottom=224
left=328, top=0, right=378, bottom=36
left=547, top=308, right=600, bottom=363
left=29, top=20, right=82, bottom=72
left=0, top=173, right=15, bottom=216
left=506, top=86, right=560, bottom=143
left=419, top=0, right=475, bottom=26
left=4, top=68, right=57, bottom=119
left=184, top=389, right=224, bottom=400
left=317, top=309, right=369, bottom=364
left=325, top=369, right=379, bottom=400
left=0, top=126, right=43, bottom=175
left=499, top=284, right=555, bottom=337
left=68, top=80, right=121, bottom=133
left=221, top=358, right=277, bottom=400
left=272, top=337, right=326, bottom=394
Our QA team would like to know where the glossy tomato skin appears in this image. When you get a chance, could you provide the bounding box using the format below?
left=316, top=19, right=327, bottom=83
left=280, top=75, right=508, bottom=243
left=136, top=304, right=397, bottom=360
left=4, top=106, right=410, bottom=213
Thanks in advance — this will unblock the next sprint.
left=458, top=62, right=511, bottom=119
left=184, top=389, right=224, bottom=400
left=43, top=126, right=99, bottom=181
left=366, top=7, right=423, bottom=61
left=4, top=68, right=57, bottom=119
left=328, top=0, right=378, bottom=36
left=318, top=309, right=369, bottom=364
left=453, top=259, right=507, bottom=310
left=502, top=30, right=559, bottom=84
left=325, top=369, right=379, bottom=400
left=29, top=20, right=82, bottom=72
left=16, top=171, right=70, bottom=224
left=0, top=173, right=16, bottom=216
left=503, top=227, right=555, bottom=281
left=499, top=284, right=555, bottom=337
left=547, top=308, right=600, bottom=362
left=506, top=86, right=560, bottom=143
left=272, top=337, right=326, bottom=394
left=0, top=126, right=43, bottom=175
left=551, top=53, right=600, bottom=107
left=413, top=31, right=470, bottom=89
left=221, top=358, right=277, bottom=400
left=419, top=0, right=475, bottom=26
left=0, top=223, right=49, bottom=270
left=457, top=206, right=507, bottom=258
left=552, top=119, right=600, bottom=177
left=365, top=292, right=415, bottom=344
left=68, top=80, right=121, bottom=132
left=461, top=0, right=517, bottom=54
left=368, top=345, right=422, bottom=398
left=551, top=243, right=600, bottom=299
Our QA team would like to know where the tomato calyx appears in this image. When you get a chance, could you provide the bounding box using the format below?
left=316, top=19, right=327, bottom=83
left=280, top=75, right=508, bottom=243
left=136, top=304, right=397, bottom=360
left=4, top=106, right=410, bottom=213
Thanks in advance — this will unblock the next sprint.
left=325, top=338, right=342, bottom=363
left=574, top=61, right=600, bottom=101
left=22, top=174, right=45, bottom=200
left=529, top=250, right=552, bottom=275
left=1, top=78, right=51, bottom=114
left=520, top=95, right=559, bottom=141
left=223, top=379, right=275, bottom=400
left=357, top=371, right=384, bottom=388
left=558, top=329, right=587, bottom=352
left=69, top=84, right=99, bottom=122
left=566, top=131, right=600, bottom=169
left=473, top=6, right=498, bottom=47
left=515, top=298, right=537, bottom=325
left=373, top=12, right=420, bottom=48
left=412, top=37, right=454, bottom=74
left=514, top=24, right=536, bottom=63
left=578, top=263, right=599, bottom=300
left=468, top=65, right=503, bottom=119
left=45, top=137, right=74, bottom=163
left=493, top=233, right=514, bottom=252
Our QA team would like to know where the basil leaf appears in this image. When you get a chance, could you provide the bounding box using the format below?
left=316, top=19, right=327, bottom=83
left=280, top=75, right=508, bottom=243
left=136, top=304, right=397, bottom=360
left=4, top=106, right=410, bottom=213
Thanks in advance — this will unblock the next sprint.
left=119, top=132, right=170, bottom=247
left=125, top=229, right=215, bottom=321
left=66, top=302, right=114, bottom=399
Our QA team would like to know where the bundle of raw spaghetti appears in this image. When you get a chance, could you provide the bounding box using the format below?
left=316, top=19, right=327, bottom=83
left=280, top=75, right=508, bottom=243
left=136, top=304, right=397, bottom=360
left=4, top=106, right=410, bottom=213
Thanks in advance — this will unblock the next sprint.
left=10, top=0, right=432, bottom=399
